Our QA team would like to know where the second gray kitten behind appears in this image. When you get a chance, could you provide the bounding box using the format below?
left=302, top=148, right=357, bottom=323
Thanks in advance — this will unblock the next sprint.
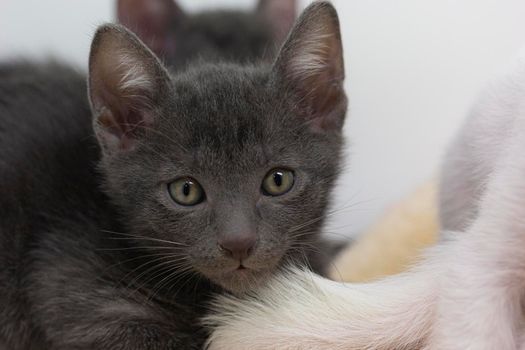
left=117, top=0, right=297, bottom=67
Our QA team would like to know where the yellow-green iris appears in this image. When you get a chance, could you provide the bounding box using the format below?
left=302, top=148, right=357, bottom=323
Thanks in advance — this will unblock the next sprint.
left=262, top=169, right=294, bottom=196
left=168, top=178, right=205, bottom=206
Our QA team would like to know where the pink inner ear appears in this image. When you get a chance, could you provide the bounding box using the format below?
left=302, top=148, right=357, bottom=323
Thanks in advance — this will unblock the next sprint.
left=97, top=106, right=154, bottom=151
left=308, top=83, right=347, bottom=132
left=92, top=74, right=155, bottom=151
left=89, top=24, right=171, bottom=154
left=290, top=39, right=345, bottom=131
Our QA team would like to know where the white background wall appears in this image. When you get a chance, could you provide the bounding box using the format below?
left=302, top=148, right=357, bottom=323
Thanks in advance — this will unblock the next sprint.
left=2, top=0, right=525, bottom=238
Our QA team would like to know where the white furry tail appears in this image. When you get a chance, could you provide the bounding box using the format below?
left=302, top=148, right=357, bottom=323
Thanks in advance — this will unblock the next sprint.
left=205, top=259, right=440, bottom=350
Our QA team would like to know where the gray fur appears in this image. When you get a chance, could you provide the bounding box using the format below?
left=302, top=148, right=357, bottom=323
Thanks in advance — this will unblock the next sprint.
left=0, top=2, right=346, bottom=349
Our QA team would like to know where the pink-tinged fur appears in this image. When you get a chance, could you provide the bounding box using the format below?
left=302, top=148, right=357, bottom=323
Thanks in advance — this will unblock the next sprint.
left=205, top=55, right=525, bottom=349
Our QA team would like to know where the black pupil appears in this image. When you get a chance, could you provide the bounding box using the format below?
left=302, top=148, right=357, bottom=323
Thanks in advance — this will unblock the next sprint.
left=273, top=172, right=283, bottom=187
left=182, top=182, right=191, bottom=196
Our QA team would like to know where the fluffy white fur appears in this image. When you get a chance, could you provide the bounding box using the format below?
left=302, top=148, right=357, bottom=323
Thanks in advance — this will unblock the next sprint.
left=205, top=262, right=438, bottom=350
left=206, top=56, right=525, bottom=349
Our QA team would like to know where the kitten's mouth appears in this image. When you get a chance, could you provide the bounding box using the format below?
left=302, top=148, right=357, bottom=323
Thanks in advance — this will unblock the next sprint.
left=230, top=264, right=250, bottom=275
left=213, top=265, right=271, bottom=294
left=198, top=259, right=279, bottom=293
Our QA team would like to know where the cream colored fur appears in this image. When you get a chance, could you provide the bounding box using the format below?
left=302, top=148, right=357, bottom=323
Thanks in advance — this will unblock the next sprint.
left=329, top=180, right=438, bottom=283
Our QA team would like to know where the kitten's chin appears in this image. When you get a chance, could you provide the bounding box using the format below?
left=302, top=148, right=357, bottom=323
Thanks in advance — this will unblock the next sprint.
left=209, top=268, right=273, bottom=295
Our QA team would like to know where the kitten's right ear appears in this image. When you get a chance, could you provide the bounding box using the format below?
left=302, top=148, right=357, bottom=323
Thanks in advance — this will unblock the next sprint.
left=273, top=2, right=346, bottom=133
left=116, top=0, right=185, bottom=57
left=88, top=24, right=171, bottom=153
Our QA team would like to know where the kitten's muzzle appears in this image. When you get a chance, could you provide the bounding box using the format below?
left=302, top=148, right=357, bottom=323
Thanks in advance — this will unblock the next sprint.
left=217, top=232, right=256, bottom=262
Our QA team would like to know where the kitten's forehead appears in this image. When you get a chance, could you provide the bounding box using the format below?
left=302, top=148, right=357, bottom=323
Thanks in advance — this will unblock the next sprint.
left=160, top=65, right=299, bottom=167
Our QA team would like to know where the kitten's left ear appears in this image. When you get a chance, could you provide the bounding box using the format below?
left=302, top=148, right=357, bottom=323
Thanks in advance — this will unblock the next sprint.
left=273, top=2, right=346, bottom=132
left=88, top=24, right=171, bottom=153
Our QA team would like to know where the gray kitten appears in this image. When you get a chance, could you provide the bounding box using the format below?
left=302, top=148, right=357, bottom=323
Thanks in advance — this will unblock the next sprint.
left=0, top=2, right=346, bottom=349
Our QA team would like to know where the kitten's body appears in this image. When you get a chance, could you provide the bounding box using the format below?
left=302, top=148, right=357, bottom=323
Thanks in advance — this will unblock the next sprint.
left=0, top=62, right=98, bottom=349
left=0, top=62, right=215, bottom=350
left=207, top=53, right=525, bottom=349
left=0, top=3, right=347, bottom=349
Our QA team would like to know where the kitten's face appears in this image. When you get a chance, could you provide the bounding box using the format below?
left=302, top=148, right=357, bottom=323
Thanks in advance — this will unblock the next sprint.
left=89, top=2, right=346, bottom=293
left=107, top=67, right=342, bottom=291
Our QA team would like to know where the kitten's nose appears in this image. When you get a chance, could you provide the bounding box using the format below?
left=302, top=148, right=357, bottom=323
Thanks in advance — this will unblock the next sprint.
left=218, top=233, right=256, bottom=261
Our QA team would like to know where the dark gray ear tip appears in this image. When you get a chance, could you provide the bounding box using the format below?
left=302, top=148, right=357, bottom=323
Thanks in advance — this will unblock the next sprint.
left=89, top=23, right=140, bottom=78
left=295, top=1, right=341, bottom=36
left=93, top=23, right=122, bottom=38
left=92, top=23, right=135, bottom=46
left=89, top=23, right=151, bottom=67
left=302, top=1, right=339, bottom=19
left=91, top=24, right=124, bottom=56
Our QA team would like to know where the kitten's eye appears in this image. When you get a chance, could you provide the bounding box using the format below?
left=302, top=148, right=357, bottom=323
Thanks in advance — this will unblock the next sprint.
left=262, top=169, right=294, bottom=196
left=168, top=178, right=205, bottom=206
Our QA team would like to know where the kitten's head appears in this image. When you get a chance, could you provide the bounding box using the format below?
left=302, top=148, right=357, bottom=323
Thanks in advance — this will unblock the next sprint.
left=116, top=0, right=297, bottom=66
left=89, top=2, right=346, bottom=293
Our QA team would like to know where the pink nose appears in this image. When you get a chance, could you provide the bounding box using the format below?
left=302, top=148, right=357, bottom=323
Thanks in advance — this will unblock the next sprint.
left=218, top=233, right=256, bottom=261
